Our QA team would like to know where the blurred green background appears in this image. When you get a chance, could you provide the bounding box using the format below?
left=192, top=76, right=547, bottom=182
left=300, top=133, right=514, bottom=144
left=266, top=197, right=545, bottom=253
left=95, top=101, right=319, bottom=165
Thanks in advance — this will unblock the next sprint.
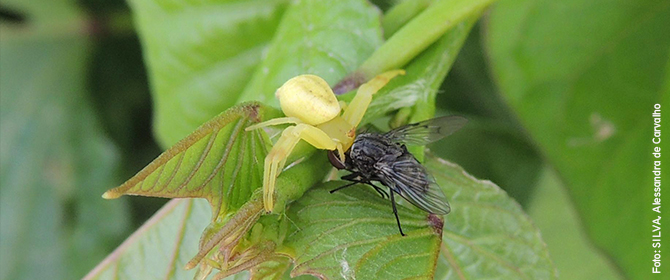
left=1, top=0, right=666, bottom=279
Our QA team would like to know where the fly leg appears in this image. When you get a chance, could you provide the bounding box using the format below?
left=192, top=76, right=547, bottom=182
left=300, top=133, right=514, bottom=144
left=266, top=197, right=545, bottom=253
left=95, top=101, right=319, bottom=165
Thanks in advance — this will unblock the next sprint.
left=332, top=173, right=389, bottom=199
left=390, top=191, right=406, bottom=236
left=329, top=180, right=389, bottom=200
left=371, top=186, right=389, bottom=199
left=329, top=181, right=358, bottom=193
left=330, top=172, right=363, bottom=193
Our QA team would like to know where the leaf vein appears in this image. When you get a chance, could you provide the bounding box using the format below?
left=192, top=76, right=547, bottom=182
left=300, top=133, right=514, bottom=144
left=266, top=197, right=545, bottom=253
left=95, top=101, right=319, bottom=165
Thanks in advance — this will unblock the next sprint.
left=439, top=241, right=467, bottom=280
left=162, top=152, right=186, bottom=193
left=174, top=129, right=219, bottom=194
left=163, top=199, right=194, bottom=280
left=443, top=231, right=530, bottom=279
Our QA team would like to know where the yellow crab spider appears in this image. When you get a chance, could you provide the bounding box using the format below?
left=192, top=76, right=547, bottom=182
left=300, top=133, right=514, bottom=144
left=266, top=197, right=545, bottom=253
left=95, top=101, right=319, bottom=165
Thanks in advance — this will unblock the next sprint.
left=246, top=70, right=405, bottom=212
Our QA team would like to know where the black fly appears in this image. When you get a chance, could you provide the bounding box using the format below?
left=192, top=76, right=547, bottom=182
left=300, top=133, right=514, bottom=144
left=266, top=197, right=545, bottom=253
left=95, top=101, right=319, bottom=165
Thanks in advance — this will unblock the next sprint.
left=327, top=115, right=467, bottom=236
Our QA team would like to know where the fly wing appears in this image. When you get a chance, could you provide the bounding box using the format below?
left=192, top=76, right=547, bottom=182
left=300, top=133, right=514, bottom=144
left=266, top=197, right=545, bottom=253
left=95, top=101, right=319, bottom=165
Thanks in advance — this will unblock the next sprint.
left=382, top=115, right=467, bottom=146
left=378, top=156, right=450, bottom=215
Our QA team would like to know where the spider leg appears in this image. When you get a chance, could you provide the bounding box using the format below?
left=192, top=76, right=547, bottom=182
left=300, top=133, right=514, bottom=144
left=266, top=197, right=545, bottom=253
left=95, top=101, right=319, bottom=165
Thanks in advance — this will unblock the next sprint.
left=390, top=191, right=406, bottom=236
left=245, top=117, right=302, bottom=131
left=262, top=124, right=338, bottom=212
left=341, top=70, right=405, bottom=128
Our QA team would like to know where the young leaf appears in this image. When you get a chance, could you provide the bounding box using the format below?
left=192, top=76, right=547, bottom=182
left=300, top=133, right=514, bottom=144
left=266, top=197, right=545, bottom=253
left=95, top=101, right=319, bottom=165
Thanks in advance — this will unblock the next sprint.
left=249, top=256, right=293, bottom=280
left=127, top=0, right=289, bottom=147
left=486, top=0, right=669, bottom=278
left=427, top=155, right=557, bottom=279
left=103, top=103, right=267, bottom=220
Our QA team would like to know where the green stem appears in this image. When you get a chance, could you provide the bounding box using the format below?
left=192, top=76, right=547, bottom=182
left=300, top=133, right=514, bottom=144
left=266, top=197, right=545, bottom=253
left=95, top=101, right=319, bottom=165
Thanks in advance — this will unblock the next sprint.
left=361, top=0, right=495, bottom=75
left=272, top=150, right=331, bottom=212
left=382, top=0, right=433, bottom=39
left=333, top=0, right=496, bottom=94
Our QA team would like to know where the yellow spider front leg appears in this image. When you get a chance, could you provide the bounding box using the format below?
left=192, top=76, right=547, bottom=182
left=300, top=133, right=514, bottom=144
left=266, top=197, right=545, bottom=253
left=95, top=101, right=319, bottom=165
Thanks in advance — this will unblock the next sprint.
left=261, top=124, right=338, bottom=211
left=246, top=70, right=405, bottom=212
left=342, top=70, right=406, bottom=127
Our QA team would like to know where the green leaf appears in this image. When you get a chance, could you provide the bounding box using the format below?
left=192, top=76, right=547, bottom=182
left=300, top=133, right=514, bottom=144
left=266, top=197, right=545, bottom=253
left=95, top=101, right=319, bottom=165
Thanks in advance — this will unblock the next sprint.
left=82, top=199, right=249, bottom=280
left=427, top=155, right=557, bottom=279
left=235, top=0, right=384, bottom=107
left=1, top=0, right=130, bottom=279
left=103, top=103, right=267, bottom=219
left=284, top=182, right=443, bottom=280
left=528, top=168, right=623, bottom=280
left=486, top=0, right=669, bottom=278
left=127, top=0, right=289, bottom=147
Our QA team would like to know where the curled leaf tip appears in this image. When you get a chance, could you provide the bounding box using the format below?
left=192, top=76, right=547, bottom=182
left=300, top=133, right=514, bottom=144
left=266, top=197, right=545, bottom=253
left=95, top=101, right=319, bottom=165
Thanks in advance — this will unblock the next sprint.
left=102, top=191, right=122, bottom=199
left=333, top=71, right=368, bottom=94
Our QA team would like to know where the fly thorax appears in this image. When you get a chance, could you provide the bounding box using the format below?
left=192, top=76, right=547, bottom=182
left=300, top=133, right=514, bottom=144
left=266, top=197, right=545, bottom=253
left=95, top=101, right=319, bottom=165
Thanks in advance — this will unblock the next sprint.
left=349, top=137, right=380, bottom=174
